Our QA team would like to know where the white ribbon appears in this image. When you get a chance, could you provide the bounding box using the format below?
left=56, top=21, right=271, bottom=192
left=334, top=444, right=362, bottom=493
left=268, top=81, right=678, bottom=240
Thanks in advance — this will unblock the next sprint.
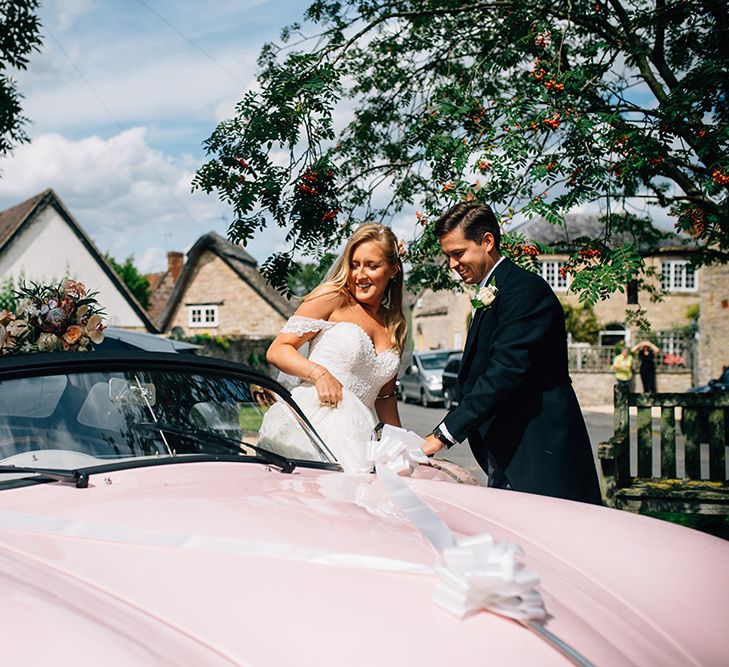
left=371, top=426, right=546, bottom=622
left=0, top=510, right=431, bottom=576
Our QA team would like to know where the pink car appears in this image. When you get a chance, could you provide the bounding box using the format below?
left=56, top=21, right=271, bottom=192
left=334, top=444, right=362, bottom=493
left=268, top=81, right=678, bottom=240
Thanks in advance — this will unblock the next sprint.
left=0, top=351, right=727, bottom=666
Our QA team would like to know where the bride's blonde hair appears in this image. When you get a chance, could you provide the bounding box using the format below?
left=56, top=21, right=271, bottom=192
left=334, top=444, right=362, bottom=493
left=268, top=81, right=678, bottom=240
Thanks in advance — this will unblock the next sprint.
left=307, top=223, right=407, bottom=353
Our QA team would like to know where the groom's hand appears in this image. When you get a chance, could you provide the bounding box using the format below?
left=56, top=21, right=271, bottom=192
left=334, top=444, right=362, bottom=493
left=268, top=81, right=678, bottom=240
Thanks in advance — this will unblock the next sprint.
left=423, top=434, right=444, bottom=456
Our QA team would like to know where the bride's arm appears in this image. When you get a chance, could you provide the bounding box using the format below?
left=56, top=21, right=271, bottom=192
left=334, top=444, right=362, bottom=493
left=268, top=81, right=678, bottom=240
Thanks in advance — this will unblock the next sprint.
left=266, top=287, right=345, bottom=405
left=374, top=376, right=401, bottom=428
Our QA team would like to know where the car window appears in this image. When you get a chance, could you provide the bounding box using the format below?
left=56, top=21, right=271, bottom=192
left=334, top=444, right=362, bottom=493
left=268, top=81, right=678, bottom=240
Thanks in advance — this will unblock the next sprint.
left=0, top=376, right=68, bottom=418
left=0, top=368, right=331, bottom=475
left=418, top=353, right=452, bottom=370
left=444, top=359, right=460, bottom=373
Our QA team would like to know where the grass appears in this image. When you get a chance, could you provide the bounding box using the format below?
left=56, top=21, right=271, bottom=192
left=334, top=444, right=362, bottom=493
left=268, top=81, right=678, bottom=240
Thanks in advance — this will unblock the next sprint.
left=643, top=512, right=729, bottom=540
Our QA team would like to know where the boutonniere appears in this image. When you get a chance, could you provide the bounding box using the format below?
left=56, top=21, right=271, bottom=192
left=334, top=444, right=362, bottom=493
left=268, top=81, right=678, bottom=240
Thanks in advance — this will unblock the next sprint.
left=471, top=281, right=498, bottom=311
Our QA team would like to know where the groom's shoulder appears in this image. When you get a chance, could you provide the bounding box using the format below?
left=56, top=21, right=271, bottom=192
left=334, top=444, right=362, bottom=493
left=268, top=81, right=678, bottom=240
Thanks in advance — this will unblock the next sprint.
left=501, top=260, right=557, bottom=302
left=502, top=259, right=548, bottom=290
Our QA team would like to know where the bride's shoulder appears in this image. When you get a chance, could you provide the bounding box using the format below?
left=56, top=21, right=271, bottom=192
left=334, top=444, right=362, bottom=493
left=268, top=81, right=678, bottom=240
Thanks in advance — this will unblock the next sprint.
left=295, top=284, right=348, bottom=320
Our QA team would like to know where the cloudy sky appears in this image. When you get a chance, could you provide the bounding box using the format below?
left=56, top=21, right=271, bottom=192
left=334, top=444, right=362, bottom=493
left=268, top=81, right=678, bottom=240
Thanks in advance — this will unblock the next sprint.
left=0, top=0, right=319, bottom=273
left=1, top=1, right=676, bottom=277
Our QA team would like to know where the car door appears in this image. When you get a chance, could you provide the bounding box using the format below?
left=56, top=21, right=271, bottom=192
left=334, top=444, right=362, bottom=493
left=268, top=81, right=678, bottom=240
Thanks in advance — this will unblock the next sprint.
left=400, top=363, right=418, bottom=400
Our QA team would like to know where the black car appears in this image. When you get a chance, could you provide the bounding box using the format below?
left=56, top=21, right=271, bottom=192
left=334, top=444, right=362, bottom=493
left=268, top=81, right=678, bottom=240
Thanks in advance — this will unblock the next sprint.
left=681, top=366, right=729, bottom=444
left=442, top=352, right=462, bottom=410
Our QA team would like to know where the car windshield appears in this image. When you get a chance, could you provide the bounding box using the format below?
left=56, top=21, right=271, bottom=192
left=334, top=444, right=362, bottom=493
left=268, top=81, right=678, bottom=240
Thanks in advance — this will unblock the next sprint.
left=418, top=353, right=453, bottom=370
left=0, top=366, right=334, bottom=481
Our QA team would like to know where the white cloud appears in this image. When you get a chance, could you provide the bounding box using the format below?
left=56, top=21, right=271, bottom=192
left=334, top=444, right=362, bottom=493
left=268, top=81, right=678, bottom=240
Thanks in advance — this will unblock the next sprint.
left=0, top=129, right=232, bottom=272
left=52, top=0, right=96, bottom=32
left=0, top=127, right=316, bottom=274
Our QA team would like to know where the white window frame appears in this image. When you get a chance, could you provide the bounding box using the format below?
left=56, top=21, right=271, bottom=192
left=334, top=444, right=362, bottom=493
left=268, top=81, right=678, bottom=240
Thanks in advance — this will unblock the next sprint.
left=660, top=259, right=697, bottom=293
left=539, top=259, right=571, bottom=292
left=187, top=304, right=219, bottom=328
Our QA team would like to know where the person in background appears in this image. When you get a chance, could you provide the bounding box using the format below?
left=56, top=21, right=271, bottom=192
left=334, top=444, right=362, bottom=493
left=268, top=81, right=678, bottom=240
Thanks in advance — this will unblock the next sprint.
left=631, top=341, right=660, bottom=393
left=612, top=346, right=633, bottom=388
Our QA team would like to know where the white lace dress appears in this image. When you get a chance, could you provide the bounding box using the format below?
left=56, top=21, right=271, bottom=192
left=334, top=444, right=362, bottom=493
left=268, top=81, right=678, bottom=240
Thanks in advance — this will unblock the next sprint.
left=258, top=316, right=401, bottom=472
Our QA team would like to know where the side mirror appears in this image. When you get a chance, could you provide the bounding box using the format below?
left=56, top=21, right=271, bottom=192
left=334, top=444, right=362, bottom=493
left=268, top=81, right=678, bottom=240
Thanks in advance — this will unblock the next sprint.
left=411, top=365, right=418, bottom=374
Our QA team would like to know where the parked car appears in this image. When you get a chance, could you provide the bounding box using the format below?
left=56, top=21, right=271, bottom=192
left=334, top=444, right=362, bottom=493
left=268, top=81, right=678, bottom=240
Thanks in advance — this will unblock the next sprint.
left=442, top=352, right=462, bottom=409
left=101, top=326, right=200, bottom=353
left=399, top=349, right=459, bottom=407
left=1, top=350, right=728, bottom=665
left=681, top=366, right=729, bottom=444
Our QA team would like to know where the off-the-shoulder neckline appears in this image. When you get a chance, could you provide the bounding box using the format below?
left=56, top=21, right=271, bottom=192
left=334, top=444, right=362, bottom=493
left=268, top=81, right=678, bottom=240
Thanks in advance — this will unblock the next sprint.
left=289, top=315, right=397, bottom=357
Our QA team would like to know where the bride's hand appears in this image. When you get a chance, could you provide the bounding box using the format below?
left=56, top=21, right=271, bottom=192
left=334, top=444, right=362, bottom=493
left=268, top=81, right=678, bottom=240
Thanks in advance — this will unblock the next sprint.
left=313, top=368, right=343, bottom=407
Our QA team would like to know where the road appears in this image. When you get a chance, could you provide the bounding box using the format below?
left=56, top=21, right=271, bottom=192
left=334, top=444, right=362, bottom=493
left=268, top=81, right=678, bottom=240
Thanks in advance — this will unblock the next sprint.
left=397, top=399, right=615, bottom=486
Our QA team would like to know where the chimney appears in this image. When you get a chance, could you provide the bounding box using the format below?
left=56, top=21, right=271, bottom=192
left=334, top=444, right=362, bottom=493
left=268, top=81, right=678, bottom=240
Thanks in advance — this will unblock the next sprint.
left=167, top=251, right=184, bottom=282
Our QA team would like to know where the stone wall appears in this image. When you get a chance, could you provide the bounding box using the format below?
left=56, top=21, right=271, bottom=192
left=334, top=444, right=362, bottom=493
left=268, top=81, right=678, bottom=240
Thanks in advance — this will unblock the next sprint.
left=697, top=262, right=729, bottom=384
left=167, top=251, right=287, bottom=338
left=192, top=335, right=275, bottom=375
left=411, top=290, right=471, bottom=351
left=572, top=370, right=693, bottom=407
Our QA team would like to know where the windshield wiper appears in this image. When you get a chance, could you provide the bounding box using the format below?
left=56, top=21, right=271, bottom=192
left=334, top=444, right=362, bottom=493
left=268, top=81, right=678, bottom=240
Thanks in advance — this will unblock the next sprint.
left=136, top=421, right=296, bottom=473
left=0, top=465, right=89, bottom=488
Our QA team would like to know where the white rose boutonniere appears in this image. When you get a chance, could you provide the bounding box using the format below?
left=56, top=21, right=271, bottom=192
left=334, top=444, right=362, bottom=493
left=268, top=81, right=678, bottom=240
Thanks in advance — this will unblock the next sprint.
left=471, top=281, right=498, bottom=311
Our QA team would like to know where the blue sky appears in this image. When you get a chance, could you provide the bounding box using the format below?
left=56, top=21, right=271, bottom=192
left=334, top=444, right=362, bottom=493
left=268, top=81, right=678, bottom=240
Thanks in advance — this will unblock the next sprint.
left=0, top=0, right=316, bottom=273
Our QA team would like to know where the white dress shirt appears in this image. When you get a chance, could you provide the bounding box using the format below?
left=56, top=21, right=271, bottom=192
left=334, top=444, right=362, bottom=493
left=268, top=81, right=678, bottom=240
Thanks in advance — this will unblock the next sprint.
left=438, top=255, right=504, bottom=446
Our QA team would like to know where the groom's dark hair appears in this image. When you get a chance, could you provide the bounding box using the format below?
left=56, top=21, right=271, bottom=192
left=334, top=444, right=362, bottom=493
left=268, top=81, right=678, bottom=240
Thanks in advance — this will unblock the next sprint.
left=434, top=202, right=500, bottom=251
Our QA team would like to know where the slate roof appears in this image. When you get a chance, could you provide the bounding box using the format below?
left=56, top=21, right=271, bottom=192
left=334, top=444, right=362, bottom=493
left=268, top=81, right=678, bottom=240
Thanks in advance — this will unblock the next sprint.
left=157, top=231, right=295, bottom=331
left=0, top=189, right=158, bottom=332
left=516, top=214, right=696, bottom=254
left=0, top=190, right=47, bottom=250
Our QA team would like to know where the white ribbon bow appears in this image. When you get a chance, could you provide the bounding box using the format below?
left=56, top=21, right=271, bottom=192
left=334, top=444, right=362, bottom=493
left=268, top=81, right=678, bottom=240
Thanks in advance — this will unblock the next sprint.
left=435, top=534, right=546, bottom=620
left=366, top=424, right=429, bottom=475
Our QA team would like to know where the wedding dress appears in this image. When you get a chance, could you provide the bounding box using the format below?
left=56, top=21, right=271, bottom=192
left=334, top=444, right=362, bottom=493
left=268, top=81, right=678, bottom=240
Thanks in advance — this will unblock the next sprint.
left=258, top=316, right=401, bottom=472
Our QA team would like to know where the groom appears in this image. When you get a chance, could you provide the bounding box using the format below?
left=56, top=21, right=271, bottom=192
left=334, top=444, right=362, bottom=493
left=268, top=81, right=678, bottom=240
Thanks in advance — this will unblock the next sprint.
left=422, top=202, right=601, bottom=504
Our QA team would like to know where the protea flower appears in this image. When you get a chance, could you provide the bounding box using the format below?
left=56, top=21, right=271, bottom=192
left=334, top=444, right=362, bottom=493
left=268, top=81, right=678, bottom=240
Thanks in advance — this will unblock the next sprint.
left=42, top=304, right=71, bottom=333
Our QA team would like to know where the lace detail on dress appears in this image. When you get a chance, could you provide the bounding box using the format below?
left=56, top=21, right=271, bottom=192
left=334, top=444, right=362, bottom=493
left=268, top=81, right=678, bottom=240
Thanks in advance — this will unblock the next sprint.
left=281, top=315, right=335, bottom=337
left=307, top=321, right=400, bottom=409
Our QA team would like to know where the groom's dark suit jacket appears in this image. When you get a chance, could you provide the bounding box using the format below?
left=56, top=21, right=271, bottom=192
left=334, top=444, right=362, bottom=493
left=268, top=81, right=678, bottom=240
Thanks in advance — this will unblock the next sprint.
left=442, top=258, right=601, bottom=504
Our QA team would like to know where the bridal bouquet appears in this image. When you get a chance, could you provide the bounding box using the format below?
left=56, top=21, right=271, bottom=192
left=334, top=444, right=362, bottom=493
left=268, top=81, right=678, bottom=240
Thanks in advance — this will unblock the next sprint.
left=0, top=279, right=105, bottom=355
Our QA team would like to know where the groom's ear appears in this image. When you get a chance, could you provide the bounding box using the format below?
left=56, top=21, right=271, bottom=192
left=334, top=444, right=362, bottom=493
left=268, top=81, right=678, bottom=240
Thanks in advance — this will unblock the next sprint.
left=481, top=231, right=496, bottom=251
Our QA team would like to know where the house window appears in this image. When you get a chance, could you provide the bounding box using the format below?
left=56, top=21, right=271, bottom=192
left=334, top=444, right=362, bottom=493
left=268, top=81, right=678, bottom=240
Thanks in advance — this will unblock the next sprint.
left=660, top=260, right=697, bottom=292
left=188, top=304, right=219, bottom=328
left=539, top=260, right=570, bottom=291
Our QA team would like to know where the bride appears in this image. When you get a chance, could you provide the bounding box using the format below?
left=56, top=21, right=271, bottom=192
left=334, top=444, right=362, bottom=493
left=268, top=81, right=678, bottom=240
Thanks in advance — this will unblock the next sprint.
left=259, top=224, right=406, bottom=472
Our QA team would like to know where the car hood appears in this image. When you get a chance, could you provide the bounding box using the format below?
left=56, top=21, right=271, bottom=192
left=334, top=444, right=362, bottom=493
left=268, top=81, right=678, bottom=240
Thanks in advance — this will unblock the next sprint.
left=0, top=462, right=727, bottom=666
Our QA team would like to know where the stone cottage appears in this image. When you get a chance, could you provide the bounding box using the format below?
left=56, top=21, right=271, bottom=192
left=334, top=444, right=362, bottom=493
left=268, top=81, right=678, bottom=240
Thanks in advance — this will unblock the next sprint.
left=156, top=232, right=295, bottom=363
